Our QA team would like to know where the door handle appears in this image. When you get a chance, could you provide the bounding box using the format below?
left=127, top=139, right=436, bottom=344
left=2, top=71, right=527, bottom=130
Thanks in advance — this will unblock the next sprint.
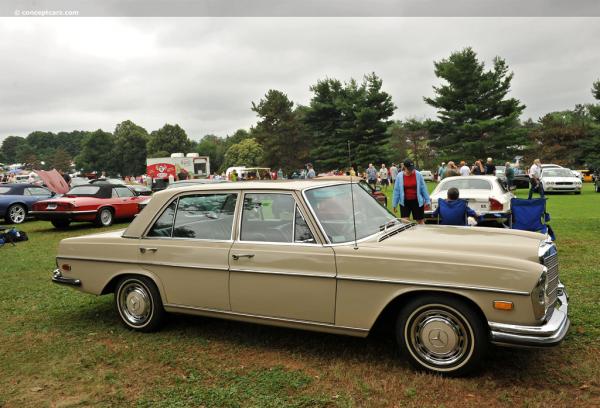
left=139, top=247, right=158, bottom=254
left=232, top=254, right=254, bottom=260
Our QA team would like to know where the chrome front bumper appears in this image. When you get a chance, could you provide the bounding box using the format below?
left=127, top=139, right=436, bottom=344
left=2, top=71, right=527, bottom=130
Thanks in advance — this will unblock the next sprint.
left=52, top=269, right=81, bottom=287
left=489, top=284, right=569, bottom=347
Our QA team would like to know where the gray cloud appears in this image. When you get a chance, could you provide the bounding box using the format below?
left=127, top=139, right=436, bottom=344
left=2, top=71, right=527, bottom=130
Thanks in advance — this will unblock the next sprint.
left=0, top=17, right=599, bottom=143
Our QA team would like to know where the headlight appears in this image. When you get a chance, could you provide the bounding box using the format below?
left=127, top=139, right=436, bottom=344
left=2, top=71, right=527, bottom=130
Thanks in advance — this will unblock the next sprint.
left=532, top=269, right=548, bottom=319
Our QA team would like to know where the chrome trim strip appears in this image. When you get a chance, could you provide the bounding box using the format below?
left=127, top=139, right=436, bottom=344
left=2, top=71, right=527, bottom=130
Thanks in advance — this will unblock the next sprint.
left=163, top=303, right=369, bottom=333
left=31, top=210, right=97, bottom=215
left=337, top=275, right=530, bottom=295
left=56, top=255, right=229, bottom=271
left=229, top=268, right=334, bottom=279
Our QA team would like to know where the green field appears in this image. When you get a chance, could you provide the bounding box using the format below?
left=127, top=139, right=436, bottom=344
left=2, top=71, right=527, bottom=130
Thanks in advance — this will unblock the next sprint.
left=1, top=184, right=599, bottom=407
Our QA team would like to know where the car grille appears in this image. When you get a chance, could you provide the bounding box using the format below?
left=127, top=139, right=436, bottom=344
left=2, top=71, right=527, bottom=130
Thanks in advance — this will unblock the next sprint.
left=542, top=248, right=559, bottom=310
left=556, top=182, right=573, bottom=186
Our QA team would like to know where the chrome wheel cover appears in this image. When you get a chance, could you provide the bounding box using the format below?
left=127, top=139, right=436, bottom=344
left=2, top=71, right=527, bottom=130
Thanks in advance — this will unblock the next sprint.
left=9, top=205, right=26, bottom=223
left=118, top=281, right=153, bottom=326
left=100, top=209, right=112, bottom=225
left=406, top=305, right=472, bottom=369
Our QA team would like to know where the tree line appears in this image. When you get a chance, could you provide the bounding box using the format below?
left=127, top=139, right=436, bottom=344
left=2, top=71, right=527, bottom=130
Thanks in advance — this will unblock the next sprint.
left=2, top=47, right=600, bottom=175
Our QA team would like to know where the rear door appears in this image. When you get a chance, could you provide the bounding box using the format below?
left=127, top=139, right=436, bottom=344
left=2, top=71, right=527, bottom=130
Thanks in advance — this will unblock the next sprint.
left=138, top=191, right=239, bottom=310
left=113, top=186, right=139, bottom=217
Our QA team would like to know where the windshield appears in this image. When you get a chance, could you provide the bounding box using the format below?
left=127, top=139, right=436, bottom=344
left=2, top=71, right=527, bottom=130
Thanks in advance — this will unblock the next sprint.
left=0, top=187, right=13, bottom=194
left=543, top=169, right=574, bottom=177
left=495, top=166, right=505, bottom=174
left=304, top=183, right=397, bottom=244
left=438, top=178, right=492, bottom=192
left=67, top=185, right=100, bottom=196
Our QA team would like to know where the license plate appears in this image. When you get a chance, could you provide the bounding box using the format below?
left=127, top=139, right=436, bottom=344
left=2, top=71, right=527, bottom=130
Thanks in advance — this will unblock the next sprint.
left=47, top=203, right=57, bottom=210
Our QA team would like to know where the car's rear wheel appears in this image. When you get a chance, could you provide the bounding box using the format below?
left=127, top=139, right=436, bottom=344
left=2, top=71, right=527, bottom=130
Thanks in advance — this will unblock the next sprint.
left=51, top=219, right=71, bottom=229
left=95, top=207, right=113, bottom=227
left=6, top=204, right=26, bottom=224
left=396, top=295, right=487, bottom=376
left=114, top=276, right=165, bottom=332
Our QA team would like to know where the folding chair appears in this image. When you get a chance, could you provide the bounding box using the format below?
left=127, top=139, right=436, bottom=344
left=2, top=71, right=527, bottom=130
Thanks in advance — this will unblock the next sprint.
left=510, top=198, right=555, bottom=240
left=437, top=199, right=469, bottom=226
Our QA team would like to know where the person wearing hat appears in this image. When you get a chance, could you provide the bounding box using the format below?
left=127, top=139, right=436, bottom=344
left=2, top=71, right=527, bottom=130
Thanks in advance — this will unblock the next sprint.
left=392, top=158, right=431, bottom=224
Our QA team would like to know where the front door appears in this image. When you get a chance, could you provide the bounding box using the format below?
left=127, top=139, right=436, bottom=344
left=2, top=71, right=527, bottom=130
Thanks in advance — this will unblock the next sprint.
left=138, top=192, right=239, bottom=310
left=229, top=192, right=336, bottom=324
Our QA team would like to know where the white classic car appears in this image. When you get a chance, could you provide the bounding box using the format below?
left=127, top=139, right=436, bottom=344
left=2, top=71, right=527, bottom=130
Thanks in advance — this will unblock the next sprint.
left=541, top=168, right=582, bottom=194
left=425, top=176, right=514, bottom=225
left=420, top=170, right=434, bottom=181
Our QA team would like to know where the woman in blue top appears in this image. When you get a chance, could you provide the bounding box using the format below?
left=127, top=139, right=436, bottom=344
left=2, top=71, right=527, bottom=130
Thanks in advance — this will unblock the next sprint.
left=392, top=158, right=431, bottom=224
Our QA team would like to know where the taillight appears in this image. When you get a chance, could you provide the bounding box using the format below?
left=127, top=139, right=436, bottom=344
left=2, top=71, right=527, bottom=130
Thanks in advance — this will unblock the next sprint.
left=57, top=202, right=74, bottom=210
left=489, top=198, right=503, bottom=211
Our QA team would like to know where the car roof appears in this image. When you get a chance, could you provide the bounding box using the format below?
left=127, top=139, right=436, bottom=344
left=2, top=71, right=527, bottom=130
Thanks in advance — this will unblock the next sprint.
left=163, top=179, right=347, bottom=192
left=439, top=175, right=498, bottom=182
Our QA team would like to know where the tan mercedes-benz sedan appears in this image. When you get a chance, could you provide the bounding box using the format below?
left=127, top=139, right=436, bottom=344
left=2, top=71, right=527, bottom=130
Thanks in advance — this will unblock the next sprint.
left=52, top=180, right=569, bottom=375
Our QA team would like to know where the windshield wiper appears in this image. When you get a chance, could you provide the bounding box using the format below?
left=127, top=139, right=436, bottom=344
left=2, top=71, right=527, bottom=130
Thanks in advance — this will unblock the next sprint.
left=378, top=222, right=416, bottom=242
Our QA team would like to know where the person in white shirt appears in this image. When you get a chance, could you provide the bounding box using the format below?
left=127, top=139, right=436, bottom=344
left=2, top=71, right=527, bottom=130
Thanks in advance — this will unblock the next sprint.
left=379, top=164, right=389, bottom=191
left=528, top=159, right=543, bottom=199
left=389, top=163, right=398, bottom=183
left=459, top=161, right=471, bottom=177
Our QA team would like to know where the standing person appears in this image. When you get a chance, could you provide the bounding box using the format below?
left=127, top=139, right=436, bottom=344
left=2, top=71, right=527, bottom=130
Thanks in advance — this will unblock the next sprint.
left=528, top=159, right=543, bottom=199
left=505, top=162, right=515, bottom=190
left=306, top=163, right=316, bottom=179
left=471, top=160, right=484, bottom=175
left=277, top=168, right=284, bottom=180
left=459, top=161, right=471, bottom=176
left=366, top=163, right=378, bottom=189
left=230, top=169, right=238, bottom=182
left=60, top=170, right=71, bottom=186
left=389, top=163, right=398, bottom=184
left=437, top=162, right=447, bottom=180
left=485, top=158, right=496, bottom=175
left=445, top=161, right=460, bottom=177
left=379, top=164, right=389, bottom=192
left=392, top=158, right=431, bottom=225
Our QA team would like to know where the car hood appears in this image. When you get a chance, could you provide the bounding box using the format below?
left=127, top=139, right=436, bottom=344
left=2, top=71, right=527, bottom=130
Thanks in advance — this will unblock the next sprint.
left=542, top=176, right=579, bottom=182
left=370, top=224, right=543, bottom=262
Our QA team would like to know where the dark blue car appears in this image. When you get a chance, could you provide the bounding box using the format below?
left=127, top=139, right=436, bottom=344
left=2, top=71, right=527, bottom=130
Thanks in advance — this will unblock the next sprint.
left=0, top=183, right=53, bottom=224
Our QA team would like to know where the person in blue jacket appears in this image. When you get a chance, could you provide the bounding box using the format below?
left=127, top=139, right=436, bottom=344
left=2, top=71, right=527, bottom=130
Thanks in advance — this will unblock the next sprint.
left=392, top=158, right=431, bottom=224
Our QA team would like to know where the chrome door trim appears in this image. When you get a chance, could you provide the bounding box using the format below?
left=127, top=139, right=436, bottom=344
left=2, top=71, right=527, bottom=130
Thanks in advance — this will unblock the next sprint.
left=56, top=255, right=229, bottom=271
left=163, top=302, right=369, bottom=334
left=229, top=267, right=334, bottom=279
left=337, top=275, right=530, bottom=295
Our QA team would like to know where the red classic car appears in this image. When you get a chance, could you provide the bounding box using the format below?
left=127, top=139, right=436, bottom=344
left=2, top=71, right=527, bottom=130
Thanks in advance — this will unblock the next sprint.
left=31, top=184, right=147, bottom=229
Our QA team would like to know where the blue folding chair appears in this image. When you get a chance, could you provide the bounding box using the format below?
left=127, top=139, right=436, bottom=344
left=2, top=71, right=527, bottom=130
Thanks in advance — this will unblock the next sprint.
left=436, top=199, right=470, bottom=226
left=510, top=198, right=555, bottom=240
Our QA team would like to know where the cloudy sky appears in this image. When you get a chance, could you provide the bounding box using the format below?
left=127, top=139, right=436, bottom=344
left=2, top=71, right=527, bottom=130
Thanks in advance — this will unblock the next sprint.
left=0, top=17, right=599, bottom=142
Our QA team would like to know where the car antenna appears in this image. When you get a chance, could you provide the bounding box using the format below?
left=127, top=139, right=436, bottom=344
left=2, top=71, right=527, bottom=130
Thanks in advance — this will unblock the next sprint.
left=348, top=140, right=358, bottom=250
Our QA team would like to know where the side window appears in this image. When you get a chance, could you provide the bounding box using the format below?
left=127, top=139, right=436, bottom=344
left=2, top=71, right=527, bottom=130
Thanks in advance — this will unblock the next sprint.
left=116, top=187, right=134, bottom=197
left=111, top=189, right=119, bottom=198
left=173, top=193, right=237, bottom=240
left=27, top=187, right=51, bottom=196
left=241, top=193, right=294, bottom=242
left=147, top=200, right=177, bottom=237
left=23, top=188, right=31, bottom=196
left=294, top=206, right=316, bottom=244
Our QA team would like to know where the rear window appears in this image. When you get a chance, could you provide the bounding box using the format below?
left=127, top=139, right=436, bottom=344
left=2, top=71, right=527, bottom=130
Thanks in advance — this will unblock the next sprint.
left=68, top=186, right=101, bottom=196
left=439, top=179, right=492, bottom=191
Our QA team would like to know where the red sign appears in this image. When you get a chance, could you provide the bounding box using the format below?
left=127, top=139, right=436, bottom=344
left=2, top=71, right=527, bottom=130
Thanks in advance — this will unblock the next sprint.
left=146, top=163, right=177, bottom=179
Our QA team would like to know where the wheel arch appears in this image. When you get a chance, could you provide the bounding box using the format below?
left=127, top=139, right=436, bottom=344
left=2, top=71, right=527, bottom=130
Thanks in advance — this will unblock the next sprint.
left=100, top=270, right=167, bottom=303
left=5, top=201, right=28, bottom=214
left=370, top=289, right=490, bottom=336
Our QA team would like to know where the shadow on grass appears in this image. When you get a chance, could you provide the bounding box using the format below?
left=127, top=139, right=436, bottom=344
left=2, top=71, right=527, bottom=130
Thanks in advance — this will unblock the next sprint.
left=29, top=219, right=131, bottom=234
left=47, top=299, right=560, bottom=383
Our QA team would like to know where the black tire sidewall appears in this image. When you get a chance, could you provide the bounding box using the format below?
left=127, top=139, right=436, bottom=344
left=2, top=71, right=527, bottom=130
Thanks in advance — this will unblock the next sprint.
left=396, top=294, right=487, bottom=376
left=114, top=276, right=164, bottom=332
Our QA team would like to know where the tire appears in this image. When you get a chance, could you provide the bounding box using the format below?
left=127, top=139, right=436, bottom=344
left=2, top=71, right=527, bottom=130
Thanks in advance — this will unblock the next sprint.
left=95, top=207, right=114, bottom=227
left=575, top=191, right=581, bottom=195
left=396, top=294, right=487, bottom=376
left=596, top=184, right=600, bottom=193
left=51, top=219, right=71, bottom=229
left=114, top=276, right=165, bottom=332
left=5, top=204, right=27, bottom=224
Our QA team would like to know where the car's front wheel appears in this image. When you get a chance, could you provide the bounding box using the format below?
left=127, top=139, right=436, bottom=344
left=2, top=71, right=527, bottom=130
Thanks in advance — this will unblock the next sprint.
left=6, top=204, right=26, bottom=224
left=396, top=295, right=487, bottom=376
left=114, top=276, right=165, bottom=332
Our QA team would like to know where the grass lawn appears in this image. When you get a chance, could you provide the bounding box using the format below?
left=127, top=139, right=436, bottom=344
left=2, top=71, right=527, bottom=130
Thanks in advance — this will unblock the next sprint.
left=1, top=184, right=599, bottom=407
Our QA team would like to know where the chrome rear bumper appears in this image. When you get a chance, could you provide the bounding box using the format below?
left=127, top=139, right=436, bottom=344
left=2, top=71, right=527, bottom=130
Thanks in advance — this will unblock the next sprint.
left=489, top=284, right=569, bottom=347
left=51, top=269, right=81, bottom=287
